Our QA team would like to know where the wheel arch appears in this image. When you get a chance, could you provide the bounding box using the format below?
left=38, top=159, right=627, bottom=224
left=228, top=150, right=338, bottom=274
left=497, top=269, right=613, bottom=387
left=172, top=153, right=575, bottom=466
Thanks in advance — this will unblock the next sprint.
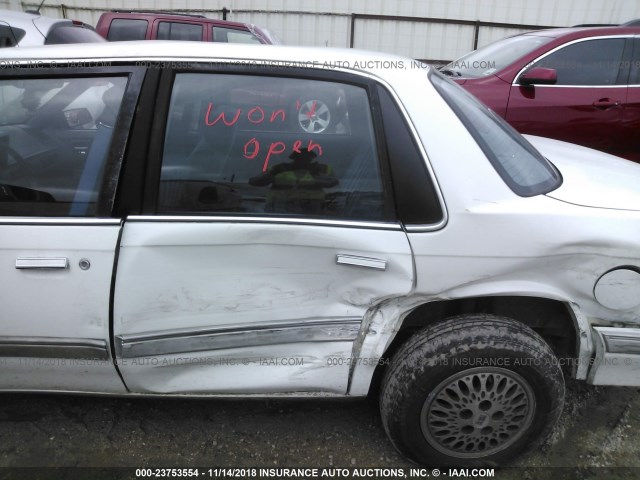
left=377, top=313, right=566, bottom=466
left=368, top=295, right=581, bottom=397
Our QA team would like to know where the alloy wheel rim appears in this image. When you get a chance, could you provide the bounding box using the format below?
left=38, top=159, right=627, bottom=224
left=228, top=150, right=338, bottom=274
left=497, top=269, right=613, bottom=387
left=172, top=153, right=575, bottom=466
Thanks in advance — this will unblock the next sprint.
left=298, top=99, right=331, bottom=133
left=421, top=366, right=536, bottom=458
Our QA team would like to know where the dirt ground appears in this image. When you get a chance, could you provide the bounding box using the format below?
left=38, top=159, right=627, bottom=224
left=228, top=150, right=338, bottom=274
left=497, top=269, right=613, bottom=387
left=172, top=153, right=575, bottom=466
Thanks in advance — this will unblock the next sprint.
left=0, top=379, right=639, bottom=479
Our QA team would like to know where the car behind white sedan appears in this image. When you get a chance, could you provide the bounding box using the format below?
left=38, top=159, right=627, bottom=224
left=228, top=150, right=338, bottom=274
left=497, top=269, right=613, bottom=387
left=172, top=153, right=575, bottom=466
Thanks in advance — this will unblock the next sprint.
left=0, top=41, right=639, bottom=467
left=0, top=9, right=105, bottom=47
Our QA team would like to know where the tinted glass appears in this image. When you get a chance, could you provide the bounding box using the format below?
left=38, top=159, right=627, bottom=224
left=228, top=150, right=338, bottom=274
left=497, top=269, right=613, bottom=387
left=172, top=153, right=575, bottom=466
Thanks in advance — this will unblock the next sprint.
left=0, top=76, right=127, bottom=216
left=107, top=19, right=148, bottom=41
left=444, top=34, right=553, bottom=78
left=0, top=24, right=25, bottom=47
left=213, top=27, right=261, bottom=44
left=533, top=38, right=626, bottom=86
left=431, top=72, right=561, bottom=197
left=45, top=25, right=106, bottom=44
left=631, top=39, right=640, bottom=85
left=157, top=22, right=202, bottom=41
left=160, top=73, right=391, bottom=221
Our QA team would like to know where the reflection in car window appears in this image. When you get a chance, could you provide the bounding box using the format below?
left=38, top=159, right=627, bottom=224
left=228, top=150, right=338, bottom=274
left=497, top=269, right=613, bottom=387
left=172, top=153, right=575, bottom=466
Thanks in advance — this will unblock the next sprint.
left=157, top=22, right=202, bottom=41
left=0, top=76, right=128, bottom=216
left=159, top=73, right=392, bottom=221
left=532, top=38, right=626, bottom=86
left=430, top=72, right=561, bottom=197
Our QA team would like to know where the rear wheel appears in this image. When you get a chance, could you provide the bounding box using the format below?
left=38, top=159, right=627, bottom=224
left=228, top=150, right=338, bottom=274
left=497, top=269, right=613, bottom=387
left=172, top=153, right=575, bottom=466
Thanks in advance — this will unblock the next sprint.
left=379, top=315, right=565, bottom=466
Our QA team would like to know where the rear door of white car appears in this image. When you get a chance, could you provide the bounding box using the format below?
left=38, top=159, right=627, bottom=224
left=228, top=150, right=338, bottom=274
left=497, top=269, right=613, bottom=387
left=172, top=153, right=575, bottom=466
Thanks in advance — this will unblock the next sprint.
left=113, top=66, right=415, bottom=394
left=0, top=65, right=145, bottom=392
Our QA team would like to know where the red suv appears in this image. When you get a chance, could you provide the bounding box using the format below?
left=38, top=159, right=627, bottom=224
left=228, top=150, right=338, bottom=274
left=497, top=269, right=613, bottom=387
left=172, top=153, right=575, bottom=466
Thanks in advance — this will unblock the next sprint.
left=96, top=11, right=280, bottom=45
left=444, top=26, right=640, bottom=161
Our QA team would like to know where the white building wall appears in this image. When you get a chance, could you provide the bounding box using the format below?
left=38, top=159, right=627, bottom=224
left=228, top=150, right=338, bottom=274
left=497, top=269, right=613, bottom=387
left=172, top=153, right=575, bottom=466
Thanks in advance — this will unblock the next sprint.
left=10, top=0, right=640, bottom=60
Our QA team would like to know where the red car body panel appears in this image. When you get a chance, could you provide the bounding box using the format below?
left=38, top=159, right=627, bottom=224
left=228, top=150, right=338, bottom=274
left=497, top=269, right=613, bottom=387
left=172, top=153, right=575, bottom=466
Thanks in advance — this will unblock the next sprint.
left=95, top=12, right=276, bottom=44
left=452, top=27, right=640, bottom=161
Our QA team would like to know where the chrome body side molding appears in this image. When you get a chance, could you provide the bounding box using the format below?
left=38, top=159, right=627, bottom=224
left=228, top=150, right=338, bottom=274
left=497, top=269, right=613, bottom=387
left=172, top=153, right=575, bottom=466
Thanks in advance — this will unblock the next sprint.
left=588, top=326, right=640, bottom=386
left=0, top=337, right=110, bottom=360
left=116, top=319, right=362, bottom=359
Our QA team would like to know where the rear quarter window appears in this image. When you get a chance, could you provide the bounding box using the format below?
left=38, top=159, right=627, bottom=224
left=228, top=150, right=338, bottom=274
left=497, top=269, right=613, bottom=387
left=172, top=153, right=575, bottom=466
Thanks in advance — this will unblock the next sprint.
left=0, top=24, right=25, bottom=47
left=45, top=25, right=105, bottom=45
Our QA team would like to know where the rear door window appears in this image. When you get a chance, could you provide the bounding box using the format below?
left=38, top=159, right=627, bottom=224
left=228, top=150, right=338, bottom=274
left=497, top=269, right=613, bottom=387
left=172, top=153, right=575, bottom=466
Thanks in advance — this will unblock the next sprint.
left=157, top=22, right=202, bottom=41
left=158, top=72, right=394, bottom=221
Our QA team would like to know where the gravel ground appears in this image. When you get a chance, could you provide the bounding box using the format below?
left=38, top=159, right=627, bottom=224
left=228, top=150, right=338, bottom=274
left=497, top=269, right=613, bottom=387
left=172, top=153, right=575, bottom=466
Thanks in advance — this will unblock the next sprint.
left=0, top=380, right=639, bottom=479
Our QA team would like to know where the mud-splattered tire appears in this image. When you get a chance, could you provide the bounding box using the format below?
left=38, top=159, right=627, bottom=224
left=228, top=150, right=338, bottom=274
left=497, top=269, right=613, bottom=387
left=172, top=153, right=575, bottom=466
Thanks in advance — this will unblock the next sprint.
left=379, top=315, right=565, bottom=467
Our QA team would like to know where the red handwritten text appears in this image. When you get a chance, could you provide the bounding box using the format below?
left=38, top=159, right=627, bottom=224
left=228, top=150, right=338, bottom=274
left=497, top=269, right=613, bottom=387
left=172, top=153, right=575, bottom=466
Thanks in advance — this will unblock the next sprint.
left=205, top=103, right=287, bottom=126
left=244, top=139, right=324, bottom=171
left=205, top=101, right=323, bottom=172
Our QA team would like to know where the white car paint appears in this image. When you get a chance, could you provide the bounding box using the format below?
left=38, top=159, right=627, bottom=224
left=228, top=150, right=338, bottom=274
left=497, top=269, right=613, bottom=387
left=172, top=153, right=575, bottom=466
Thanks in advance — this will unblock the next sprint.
left=527, top=134, right=640, bottom=211
left=113, top=220, right=413, bottom=393
left=0, top=41, right=639, bottom=397
left=0, top=220, right=127, bottom=392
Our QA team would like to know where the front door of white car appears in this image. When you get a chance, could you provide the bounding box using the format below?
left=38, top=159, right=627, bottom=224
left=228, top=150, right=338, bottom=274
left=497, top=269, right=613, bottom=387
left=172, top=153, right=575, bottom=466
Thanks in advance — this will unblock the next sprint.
left=0, top=69, right=143, bottom=392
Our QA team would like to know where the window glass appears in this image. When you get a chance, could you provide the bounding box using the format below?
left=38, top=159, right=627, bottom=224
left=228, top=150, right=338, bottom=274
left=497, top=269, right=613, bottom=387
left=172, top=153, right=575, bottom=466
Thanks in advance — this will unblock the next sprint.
left=532, top=38, right=626, bottom=86
left=213, top=27, right=261, bottom=44
left=0, top=76, right=128, bottom=216
left=107, top=19, right=148, bottom=41
left=160, top=73, right=391, bottom=221
left=45, top=25, right=105, bottom=44
left=0, top=23, right=25, bottom=47
left=443, top=34, right=553, bottom=78
left=631, top=39, right=640, bottom=85
left=157, top=22, right=202, bottom=41
left=430, top=72, right=561, bottom=197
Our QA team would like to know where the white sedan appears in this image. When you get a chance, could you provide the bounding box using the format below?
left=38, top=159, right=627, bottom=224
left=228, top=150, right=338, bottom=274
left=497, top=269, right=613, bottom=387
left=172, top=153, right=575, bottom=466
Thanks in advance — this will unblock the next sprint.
left=0, top=41, right=639, bottom=467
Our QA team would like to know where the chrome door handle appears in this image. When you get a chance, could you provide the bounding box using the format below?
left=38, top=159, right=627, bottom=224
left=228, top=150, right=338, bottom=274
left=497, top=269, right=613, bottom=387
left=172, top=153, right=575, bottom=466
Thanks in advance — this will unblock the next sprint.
left=15, top=257, right=69, bottom=270
left=336, top=254, right=387, bottom=270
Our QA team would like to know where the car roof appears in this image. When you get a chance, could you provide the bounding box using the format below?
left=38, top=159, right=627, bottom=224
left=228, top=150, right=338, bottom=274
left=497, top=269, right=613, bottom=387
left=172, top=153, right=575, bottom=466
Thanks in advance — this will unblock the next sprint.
left=0, top=40, right=417, bottom=81
left=98, top=11, right=255, bottom=30
left=520, top=25, right=640, bottom=39
left=0, top=8, right=98, bottom=37
left=0, top=10, right=61, bottom=26
left=0, top=8, right=40, bottom=21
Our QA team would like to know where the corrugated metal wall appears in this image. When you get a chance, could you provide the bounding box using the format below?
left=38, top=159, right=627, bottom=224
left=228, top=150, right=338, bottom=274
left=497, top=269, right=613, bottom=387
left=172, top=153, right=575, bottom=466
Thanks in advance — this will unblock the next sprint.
left=10, top=0, right=640, bottom=61
left=353, top=19, right=476, bottom=61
